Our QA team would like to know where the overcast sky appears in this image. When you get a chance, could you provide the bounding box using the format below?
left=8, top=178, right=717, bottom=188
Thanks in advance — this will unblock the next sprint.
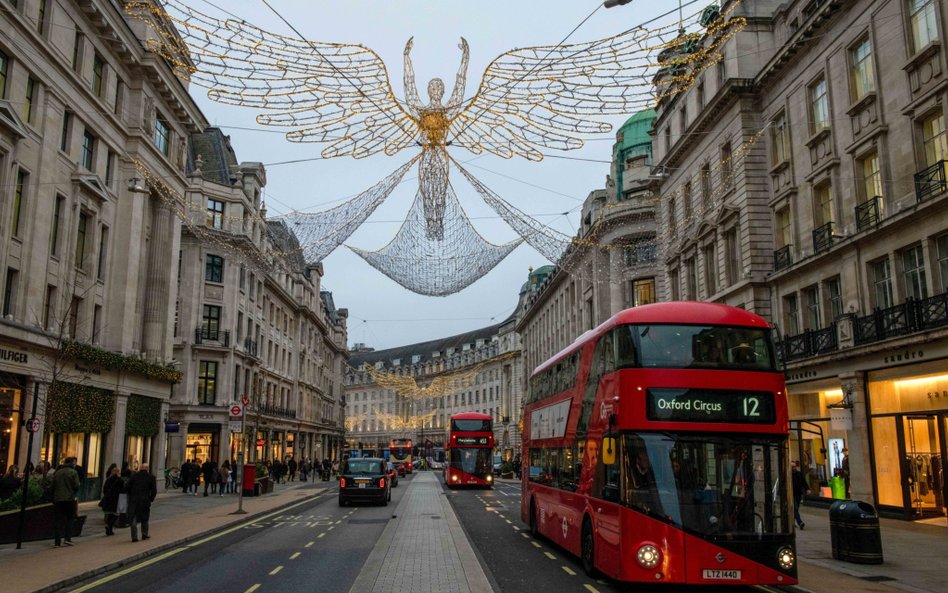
left=189, top=0, right=674, bottom=350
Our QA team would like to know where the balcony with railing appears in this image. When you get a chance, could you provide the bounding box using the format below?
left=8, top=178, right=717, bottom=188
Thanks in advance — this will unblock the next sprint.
left=194, top=327, right=230, bottom=347
left=854, top=291, right=948, bottom=346
left=243, top=338, right=258, bottom=357
left=773, top=244, right=793, bottom=272
left=914, top=160, right=947, bottom=203
left=777, top=324, right=838, bottom=361
left=812, top=221, right=835, bottom=254
left=260, top=404, right=296, bottom=419
left=854, top=196, right=882, bottom=232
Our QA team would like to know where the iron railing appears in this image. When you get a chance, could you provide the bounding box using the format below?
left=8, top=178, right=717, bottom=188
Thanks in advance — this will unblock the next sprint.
left=812, top=221, right=835, bottom=254
left=777, top=324, right=838, bottom=361
left=260, top=404, right=296, bottom=419
left=854, top=292, right=948, bottom=345
left=194, top=327, right=230, bottom=346
left=773, top=245, right=793, bottom=271
left=243, top=338, right=258, bottom=357
left=914, top=160, right=947, bottom=203
left=854, top=196, right=882, bottom=231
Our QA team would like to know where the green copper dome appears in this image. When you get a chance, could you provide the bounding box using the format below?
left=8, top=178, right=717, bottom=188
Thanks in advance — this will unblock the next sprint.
left=616, top=109, right=656, bottom=157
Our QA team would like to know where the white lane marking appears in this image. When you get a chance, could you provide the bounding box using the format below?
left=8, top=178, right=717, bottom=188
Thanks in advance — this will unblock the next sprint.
left=269, top=566, right=283, bottom=575
left=290, top=552, right=301, bottom=560
left=505, top=519, right=512, bottom=524
left=544, top=552, right=556, bottom=560
left=305, top=541, right=314, bottom=547
left=318, top=532, right=326, bottom=538
left=244, top=585, right=261, bottom=593
left=584, top=585, right=601, bottom=593
left=562, top=566, right=576, bottom=576
left=520, top=532, right=530, bottom=538
left=531, top=541, right=542, bottom=548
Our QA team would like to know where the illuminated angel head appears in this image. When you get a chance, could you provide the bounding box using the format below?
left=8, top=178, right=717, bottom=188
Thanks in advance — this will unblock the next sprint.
left=427, top=78, right=445, bottom=104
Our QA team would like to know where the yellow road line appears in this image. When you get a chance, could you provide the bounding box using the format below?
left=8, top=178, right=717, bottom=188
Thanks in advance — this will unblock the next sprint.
left=544, top=551, right=556, bottom=560
left=67, top=548, right=186, bottom=593
left=290, top=552, right=301, bottom=560
left=244, top=585, right=261, bottom=593
left=561, top=566, right=576, bottom=576
left=584, top=585, right=601, bottom=593
left=269, top=566, right=283, bottom=575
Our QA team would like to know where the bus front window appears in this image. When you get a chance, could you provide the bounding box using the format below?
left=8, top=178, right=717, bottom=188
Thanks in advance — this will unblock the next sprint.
left=624, top=324, right=777, bottom=371
left=621, top=433, right=791, bottom=538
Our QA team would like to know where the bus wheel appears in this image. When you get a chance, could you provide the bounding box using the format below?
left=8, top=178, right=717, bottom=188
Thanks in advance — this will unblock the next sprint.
left=581, top=518, right=595, bottom=577
left=529, top=501, right=539, bottom=538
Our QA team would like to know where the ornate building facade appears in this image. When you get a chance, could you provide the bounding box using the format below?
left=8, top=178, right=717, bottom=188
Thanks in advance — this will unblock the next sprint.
left=345, top=317, right=523, bottom=460
left=652, top=0, right=948, bottom=519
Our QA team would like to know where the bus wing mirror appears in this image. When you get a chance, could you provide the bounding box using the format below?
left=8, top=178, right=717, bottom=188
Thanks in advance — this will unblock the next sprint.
left=602, top=437, right=617, bottom=465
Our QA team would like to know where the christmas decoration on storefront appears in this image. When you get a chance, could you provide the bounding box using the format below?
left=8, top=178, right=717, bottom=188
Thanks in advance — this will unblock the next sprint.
left=126, top=395, right=162, bottom=436
left=61, top=339, right=183, bottom=384
left=124, top=0, right=747, bottom=295
left=45, top=382, right=115, bottom=434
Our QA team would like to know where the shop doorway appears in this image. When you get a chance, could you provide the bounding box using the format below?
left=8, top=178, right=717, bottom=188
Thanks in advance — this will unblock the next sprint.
left=903, top=415, right=945, bottom=519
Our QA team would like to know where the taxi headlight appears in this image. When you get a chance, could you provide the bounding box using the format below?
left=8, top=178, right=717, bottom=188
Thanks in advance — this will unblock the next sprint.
left=636, top=544, right=661, bottom=569
left=777, top=546, right=795, bottom=570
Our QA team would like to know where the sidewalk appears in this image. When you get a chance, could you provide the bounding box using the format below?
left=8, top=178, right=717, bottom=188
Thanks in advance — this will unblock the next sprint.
left=0, top=477, right=331, bottom=593
left=793, top=503, right=948, bottom=593
left=347, top=471, right=492, bottom=593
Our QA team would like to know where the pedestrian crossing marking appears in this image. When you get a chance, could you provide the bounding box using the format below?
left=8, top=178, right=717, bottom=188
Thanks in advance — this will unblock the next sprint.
left=544, top=552, right=556, bottom=560
left=562, top=566, right=576, bottom=576
left=290, top=552, right=301, bottom=560
left=269, top=566, right=283, bottom=575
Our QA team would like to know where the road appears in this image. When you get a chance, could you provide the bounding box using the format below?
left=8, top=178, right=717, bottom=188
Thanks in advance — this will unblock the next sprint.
left=443, top=476, right=785, bottom=593
left=67, top=477, right=410, bottom=593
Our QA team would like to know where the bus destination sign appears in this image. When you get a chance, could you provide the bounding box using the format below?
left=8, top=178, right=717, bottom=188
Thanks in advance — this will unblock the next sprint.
left=456, top=436, right=489, bottom=446
left=646, top=388, right=775, bottom=424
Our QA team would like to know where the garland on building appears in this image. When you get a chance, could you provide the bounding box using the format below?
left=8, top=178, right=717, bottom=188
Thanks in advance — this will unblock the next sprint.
left=126, top=395, right=162, bottom=436
left=45, top=383, right=115, bottom=434
left=61, top=340, right=183, bottom=384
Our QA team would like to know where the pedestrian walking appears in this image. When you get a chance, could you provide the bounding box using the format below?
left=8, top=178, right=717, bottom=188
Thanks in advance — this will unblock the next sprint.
left=180, top=459, right=193, bottom=495
left=791, top=460, right=810, bottom=530
left=288, top=457, right=298, bottom=482
left=0, top=465, right=21, bottom=500
left=202, top=459, right=217, bottom=496
left=127, top=464, right=157, bottom=542
left=841, top=448, right=851, bottom=498
left=218, top=461, right=231, bottom=496
left=299, top=459, right=309, bottom=482
left=51, top=457, right=80, bottom=547
left=99, top=464, right=123, bottom=536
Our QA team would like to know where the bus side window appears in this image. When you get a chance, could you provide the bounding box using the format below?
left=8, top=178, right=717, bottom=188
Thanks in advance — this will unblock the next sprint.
left=614, top=326, right=637, bottom=368
left=577, top=341, right=605, bottom=435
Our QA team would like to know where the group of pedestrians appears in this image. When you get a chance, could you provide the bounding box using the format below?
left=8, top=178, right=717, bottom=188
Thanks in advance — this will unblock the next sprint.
left=177, top=459, right=236, bottom=496
left=262, top=457, right=336, bottom=483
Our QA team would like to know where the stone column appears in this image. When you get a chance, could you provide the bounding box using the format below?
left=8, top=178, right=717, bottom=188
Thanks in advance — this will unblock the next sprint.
left=142, top=200, right=174, bottom=360
left=109, top=392, right=130, bottom=467
left=840, top=371, right=873, bottom=503
left=168, top=421, right=188, bottom=467
left=155, top=399, right=170, bottom=479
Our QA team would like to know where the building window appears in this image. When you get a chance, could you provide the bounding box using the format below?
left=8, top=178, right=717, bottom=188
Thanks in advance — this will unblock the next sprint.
left=803, top=286, right=821, bottom=330
left=105, top=149, right=116, bottom=187
left=239, top=264, right=246, bottom=289
left=197, top=361, right=218, bottom=405
left=860, top=151, right=883, bottom=201
left=902, top=244, right=928, bottom=300
left=114, top=79, right=124, bottom=116
left=623, top=242, right=657, bottom=266
left=11, top=169, right=25, bottom=238
left=938, top=234, right=948, bottom=292
left=24, top=76, right=35, bottom=123
left=669, top=268, right=680, bottom=301
left=809, top=76, right=830, bottom=133
left=3, top=268, right=17, bottom=318
left=870, top=258, right=893, bottom=309
left=850, top=37, right=875, bottom=101
left=696, top=78, right=705, bottom=111
left=60, top=111, right=72, bottom=153
left=700, top=163, right=711, bottom=212
left=910, top=0, right=938, bottom=53
left=207, top=199, right=224, bottom=229
left=81, top=129, right=95, bottom=171
left=771, top=111, right=789, bottom=165
left=703, top=244, right=717, bottom=296
left=784, top=293, right=801, bottom=336
left=72, top=31, right=83, bottom=72
left=37, top=0, right=47, bottom=35
left=724, top=228, right=739, bottom=284
left=75, top=212, right=88, bottom=269
left=0, top=51, right=7, bottom=98
left=97, top=226, right=108, bottom=281
left=51, top=195, right=63, bottom=256
left=92, top=305, right=101, bottom=342
left=68, top=297, right=80, bottom=338
left=631, top=278, right=655, bottom=306
left=813, top=182, right=834, bottom=226
left=825, top=276, right=843, bottom=320
left=921, top=110, right=947, bottom=168
left=685, top=257, right=697, bottom=300
left=775, top=206, right=792, bottom=248
left=202, top=304, right=222, bottom=339
left=43, top=285, right=55, bottom=328
left=720, top=141, right=733, bottom=186
left=154, top=113, right=170, bottom=156
left=205, top=254, right=224, bottom=282
left=92, top=53, right=104, bottom=97
left=668, top=197, right=677, bottom=234
left=682, top=181, right=692, bottom=221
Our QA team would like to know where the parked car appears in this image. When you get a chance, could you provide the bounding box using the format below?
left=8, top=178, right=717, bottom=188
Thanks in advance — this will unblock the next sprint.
left=338, top=457, right=391, bottom=506
left=386, top=462, right=399, bottom=487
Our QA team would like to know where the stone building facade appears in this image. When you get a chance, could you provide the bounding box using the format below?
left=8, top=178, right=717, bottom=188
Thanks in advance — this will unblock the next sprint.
left=167, top=128, right=349, bottom=470
left=516, top=110, right=660, bottom=389
left=345, top=317, right=523, bottom=460
left=652, top=0, right=948, bottom=519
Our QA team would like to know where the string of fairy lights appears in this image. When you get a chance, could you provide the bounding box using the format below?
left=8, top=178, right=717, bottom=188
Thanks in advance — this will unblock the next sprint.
left=121, top=0, right=749, bottom=296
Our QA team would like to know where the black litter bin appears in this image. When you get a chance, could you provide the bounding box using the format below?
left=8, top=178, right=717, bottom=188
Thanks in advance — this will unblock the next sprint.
left=828, top=500, right=883, bottom=564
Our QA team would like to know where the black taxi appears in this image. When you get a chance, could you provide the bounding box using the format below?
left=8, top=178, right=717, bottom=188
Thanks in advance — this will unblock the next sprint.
left=338, top=457, right=391, bottom=506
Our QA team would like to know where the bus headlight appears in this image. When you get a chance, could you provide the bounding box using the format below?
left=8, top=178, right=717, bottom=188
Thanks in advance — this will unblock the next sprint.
left=486, top=475, right=493, bottom=482
left=777, top=546, right=795, bottom=570
left=636, top=544, right=661, bottom=569
left=451, top=474, right=459, bottom=482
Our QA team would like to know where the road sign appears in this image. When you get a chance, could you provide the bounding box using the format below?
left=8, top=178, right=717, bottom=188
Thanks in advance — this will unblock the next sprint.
left=25, top=417, right=40, bottom=433
left=230, top=405, right=242, bottom=417
left=241, top=395, right=250, bottom=406
left=229, top=421, right=242, bottom=433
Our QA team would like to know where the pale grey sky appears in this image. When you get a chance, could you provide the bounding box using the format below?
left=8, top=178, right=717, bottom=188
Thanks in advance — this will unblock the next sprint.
left=190, top=0, right=674, bottom=350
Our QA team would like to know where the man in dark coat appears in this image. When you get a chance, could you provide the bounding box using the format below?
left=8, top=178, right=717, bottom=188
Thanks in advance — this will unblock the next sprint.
left=51, top=457, right=81, bottom=546
left=288, top=457, right=298, bottom=482
left=202, top=459, right=217, bottom=496
left=127, top=463, right=157, bottom=542
left=180, top=459, right=193, bottom=495
left=791, top=460, right=810, bottom=529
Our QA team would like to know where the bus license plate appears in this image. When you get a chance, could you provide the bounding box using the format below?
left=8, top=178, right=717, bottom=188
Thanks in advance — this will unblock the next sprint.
left=702, top=569, right=741, bottom=580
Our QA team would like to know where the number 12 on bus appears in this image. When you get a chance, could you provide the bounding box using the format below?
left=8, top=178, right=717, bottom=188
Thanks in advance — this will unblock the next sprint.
left=521, top=303, right=797, bottom=586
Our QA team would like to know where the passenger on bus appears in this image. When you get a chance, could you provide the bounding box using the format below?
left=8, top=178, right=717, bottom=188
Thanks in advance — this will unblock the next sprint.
left=629, top=449, right=662, bottom=515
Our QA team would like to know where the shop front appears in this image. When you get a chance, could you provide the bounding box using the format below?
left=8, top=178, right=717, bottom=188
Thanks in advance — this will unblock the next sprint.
left=186, top=424, right=221, bottom=465
left=0, top=373, right=27, bottom=476
left=867, top=359, right=948, bottom=520
left=787, top=376, right=852, bottom=500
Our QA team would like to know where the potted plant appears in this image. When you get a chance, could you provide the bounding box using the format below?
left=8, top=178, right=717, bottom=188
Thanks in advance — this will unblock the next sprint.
left=0, top=479, right=86, bottom=544
left=253, top=462, right=273, bottom=495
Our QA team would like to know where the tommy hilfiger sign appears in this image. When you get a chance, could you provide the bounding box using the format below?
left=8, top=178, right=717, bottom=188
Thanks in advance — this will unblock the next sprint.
left=0, top=347, right=28, bottom=364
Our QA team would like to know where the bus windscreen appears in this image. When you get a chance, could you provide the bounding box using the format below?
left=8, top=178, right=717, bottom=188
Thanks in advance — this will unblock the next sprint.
left=451, top=419, right=491, bottom=432
left=624, top=324, right=777, bottom=371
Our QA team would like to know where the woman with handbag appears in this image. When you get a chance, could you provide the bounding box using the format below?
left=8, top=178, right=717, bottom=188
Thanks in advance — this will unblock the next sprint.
left=99, top=464, right=123, bottom=536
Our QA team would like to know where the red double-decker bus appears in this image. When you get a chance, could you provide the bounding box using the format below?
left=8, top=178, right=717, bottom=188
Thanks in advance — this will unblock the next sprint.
left=390, top=438, right=412, bottom=474
left=445, top=412, right=494, bottom=488
left=521, top=302, right=796, bottom=586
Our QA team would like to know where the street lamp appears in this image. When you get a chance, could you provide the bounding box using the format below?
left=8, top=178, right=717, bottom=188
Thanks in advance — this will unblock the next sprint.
left=603, top=0, right=632, bottom=7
